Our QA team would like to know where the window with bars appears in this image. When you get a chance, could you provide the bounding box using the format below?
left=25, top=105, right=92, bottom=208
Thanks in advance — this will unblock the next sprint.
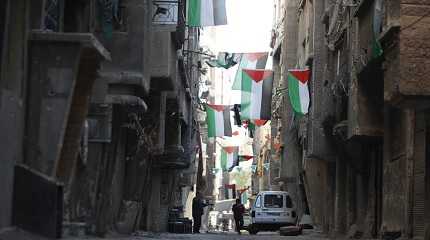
left=44, top=0, right=61, bottom=31
left=42, top=0, right=111, bottom=34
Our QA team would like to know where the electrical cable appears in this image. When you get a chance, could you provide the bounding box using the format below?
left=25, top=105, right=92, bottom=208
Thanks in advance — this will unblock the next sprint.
left=401, top=9, right=430, bottom=31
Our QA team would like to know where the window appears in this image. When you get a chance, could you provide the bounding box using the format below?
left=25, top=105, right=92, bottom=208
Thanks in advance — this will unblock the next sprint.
left=255, top=195, right=261, bottom=208
left=264, top=194, right=284, bottom=208
left=44, top=0, right=61, bottom=32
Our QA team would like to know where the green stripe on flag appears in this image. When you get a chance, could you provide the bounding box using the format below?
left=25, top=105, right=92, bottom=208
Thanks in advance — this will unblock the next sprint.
left=232, top=57, right=248, bottom=90
left=188, top=0, right=201, bottom=27
left=288, top=73, right=302, bottom=115
left=241, top=71, right=253, bottom=119
left=206, top=107, right=216, bottom=137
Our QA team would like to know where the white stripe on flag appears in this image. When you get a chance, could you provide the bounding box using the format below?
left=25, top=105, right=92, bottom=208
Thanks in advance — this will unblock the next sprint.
left=248, top=59, right=258, bottom=69
left=201, top=0, right=214, bottom=26
left=251, top=81, right=263, bottom=119
left=299, top=82, right=310, bottom=114
left=227, top=154, right=234, bottom=169
left=215, top=110, right=225, bottom=136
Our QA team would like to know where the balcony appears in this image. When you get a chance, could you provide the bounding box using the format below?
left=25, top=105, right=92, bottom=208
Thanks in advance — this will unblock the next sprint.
left=25, top=31, right=110, bottom=180
left=152, top=95, right=191, bottom=169
left=348, top=0, right=384, bottom=139
left=154, top=145, right=189, bottom=169
left=150, top=31, right=177, bottom=91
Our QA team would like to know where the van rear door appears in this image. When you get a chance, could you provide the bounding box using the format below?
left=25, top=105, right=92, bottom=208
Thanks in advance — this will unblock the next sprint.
left=253, top=193, right=284, bottom=223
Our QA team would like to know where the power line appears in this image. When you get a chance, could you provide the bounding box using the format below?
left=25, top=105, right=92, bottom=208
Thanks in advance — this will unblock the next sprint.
left=402, top=9, right=430, bottom=31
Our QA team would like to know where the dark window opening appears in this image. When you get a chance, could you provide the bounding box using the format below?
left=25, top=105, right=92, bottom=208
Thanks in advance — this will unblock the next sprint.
left=113, top=2, right=127, bottom=32
left=0, top=0, right=6, bottom=79
left=44, top=0, right=61, bottom=32
left=64, top=0, right=91, bottom=32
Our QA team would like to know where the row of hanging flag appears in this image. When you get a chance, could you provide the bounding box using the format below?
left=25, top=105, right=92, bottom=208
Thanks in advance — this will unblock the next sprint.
left=212, top=162, right=270, bottom=175
left=219, top=146, right=254, bottom=172
left=205, top=52, right=311, bottom=138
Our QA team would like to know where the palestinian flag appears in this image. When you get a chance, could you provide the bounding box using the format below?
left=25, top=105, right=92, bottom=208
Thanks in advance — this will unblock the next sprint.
left=232, top=52, right=268, bottom=90
left=241, top=69, right=274, bottom=120
left=221, top=147, right=239, bottom=172
left=372, top=0, right=383, bottom=59
left=206, top=52, right=241, bottom=69
left=206, top=104, right=232, bottom=138
left=188, top=0, right=227, bottom=27
left=287, top=69, right=310, bottom=115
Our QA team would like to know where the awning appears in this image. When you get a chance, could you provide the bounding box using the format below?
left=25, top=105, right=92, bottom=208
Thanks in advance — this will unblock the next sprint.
left=213, top=199, right=236, bottom=212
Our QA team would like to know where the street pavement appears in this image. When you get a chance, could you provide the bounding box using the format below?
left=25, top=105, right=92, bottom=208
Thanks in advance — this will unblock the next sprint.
left=0, top=228, right=329, bottom=240
left=65, top=230, right=328, bottom=240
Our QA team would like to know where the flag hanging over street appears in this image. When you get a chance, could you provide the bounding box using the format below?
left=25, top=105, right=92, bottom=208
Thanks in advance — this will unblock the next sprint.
left=232, top=52, right=268, bottom=90
left=206, top=52, right=241, bottom=69
left=206, top=104, right=232, bottom=138
left=287, top=69, right=310, bottom=115
left=241, top=69, right=274, bottom=120
left=221, top=146, right=239, bottom=172
left=187, top=0, right=227, bottom=27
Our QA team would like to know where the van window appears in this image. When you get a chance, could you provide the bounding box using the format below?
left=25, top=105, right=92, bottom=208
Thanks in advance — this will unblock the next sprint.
left=264, top=194, right=283, bottom=208
left=255, top=195, right=261, bottom=208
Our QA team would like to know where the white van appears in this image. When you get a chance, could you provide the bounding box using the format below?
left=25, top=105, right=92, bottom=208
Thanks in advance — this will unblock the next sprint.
left=247, top=191, right=297, bottom=234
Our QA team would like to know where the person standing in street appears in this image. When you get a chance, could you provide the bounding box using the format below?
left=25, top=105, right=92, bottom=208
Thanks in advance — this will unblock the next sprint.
left=232, top=198, right=245, bottom=235
left=192, top=192, right=208, bottom=234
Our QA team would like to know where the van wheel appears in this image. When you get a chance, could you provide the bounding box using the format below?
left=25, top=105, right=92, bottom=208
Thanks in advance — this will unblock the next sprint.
left=248, top=225, right=258, bottom=235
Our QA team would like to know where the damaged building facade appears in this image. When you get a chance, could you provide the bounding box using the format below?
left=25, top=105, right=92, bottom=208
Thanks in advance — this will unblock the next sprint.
left=271, top=0, right=430, bottom=239
left=0, top=0, right=202, bottom=238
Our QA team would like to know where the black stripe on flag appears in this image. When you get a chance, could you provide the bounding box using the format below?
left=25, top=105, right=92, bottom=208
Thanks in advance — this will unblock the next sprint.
left=223, top=108, right=232, bottom=136
left=256, top=55, right=268, bottom=69
left=260, top=74, right=274, bottom=120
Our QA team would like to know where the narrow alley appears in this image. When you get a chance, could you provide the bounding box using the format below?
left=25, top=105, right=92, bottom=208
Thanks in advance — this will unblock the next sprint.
left=0, top=0, right=429, bottom=240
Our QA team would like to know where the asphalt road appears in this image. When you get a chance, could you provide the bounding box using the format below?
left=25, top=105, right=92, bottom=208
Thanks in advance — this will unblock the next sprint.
left=0, top=228, right=329, bottom=240
left=64, top=230, right=328, bottom=240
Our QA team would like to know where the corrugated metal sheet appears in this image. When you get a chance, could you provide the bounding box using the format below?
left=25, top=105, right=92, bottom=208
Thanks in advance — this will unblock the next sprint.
left=413, top=122, right=426, bottom=238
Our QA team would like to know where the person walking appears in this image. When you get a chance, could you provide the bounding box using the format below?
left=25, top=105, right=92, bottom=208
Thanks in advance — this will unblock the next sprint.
left=192, top=192, right=208, bottom=234
left=232, top=198, right=245, bottom=235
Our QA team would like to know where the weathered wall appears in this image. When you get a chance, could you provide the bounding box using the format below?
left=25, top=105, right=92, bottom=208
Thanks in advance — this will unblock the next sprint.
left=307, top=0, right=335, bottom=160
left=399, top=0, right=430, bottom=96
left=382, top=107, right=410, bottom=234
left=303, top=158, right=333, bottom=231
left=280, top=0, right=300, bottom=207
left=0, top=0, right=27, bottom=229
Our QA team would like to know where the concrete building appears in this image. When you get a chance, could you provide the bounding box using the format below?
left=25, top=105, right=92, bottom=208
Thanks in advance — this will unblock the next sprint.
left=0, top=0, right=201, bottom=238
left=270, top=0, right=430, bottom=239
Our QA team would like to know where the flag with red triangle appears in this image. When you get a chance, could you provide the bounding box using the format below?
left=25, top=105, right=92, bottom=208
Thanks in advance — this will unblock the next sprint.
left=287, top=69, right=310, bottom=115
left=241, top=69, right=274, bottom=120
